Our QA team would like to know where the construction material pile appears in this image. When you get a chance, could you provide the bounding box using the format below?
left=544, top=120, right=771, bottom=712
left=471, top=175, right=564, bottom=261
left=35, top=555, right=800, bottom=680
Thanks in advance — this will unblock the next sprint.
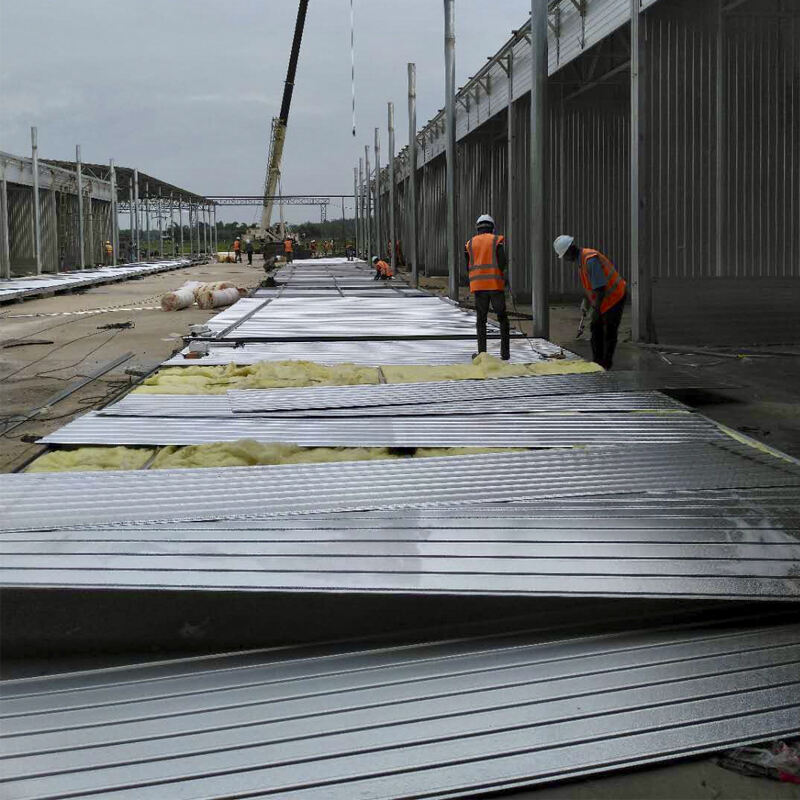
left=161, top=281, right=244, bottom=312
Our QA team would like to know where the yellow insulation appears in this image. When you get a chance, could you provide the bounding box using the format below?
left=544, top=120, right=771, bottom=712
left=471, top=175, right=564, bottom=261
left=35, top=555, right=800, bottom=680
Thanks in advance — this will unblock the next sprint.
left=26, top=446, right=155, bottom=473
left=136, top=354, right=601, bottom=395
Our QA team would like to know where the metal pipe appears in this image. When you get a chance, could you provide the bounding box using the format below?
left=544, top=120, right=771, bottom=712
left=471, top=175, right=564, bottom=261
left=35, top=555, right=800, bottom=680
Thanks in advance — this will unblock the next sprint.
left=178, top=199, right=184, bottom=256
left=444, top=0, right=458, bottom=301
left=630, top=0, right=652, bottom=341
left=407, top=62, right=418, bottom=287
left=364, top=146, right=372, bottom=264
left=374, top=127, right=382, bottom=258
left=30, top=127, right=42, bottom=274
left=388, top=102, right=396, bottom=273
left=0, top=172, right=10, bottom=279
left=506, top=50, right=515, bottom=295
left=530, top=0, right=548, bottom=337
left=133, top=168, right=140, bottom=259
left=76, top=144, right=85, bottom=270
left=109, top=159, right=118, bottom=265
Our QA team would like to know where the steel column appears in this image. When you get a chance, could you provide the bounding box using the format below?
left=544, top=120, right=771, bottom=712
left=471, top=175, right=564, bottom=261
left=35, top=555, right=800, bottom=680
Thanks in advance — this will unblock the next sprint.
left=444, top=0, right=458, bottom=300
left=30, top=127, right=42, bottom=274
left=358, top=158, right=365, bottom=259
left=506, top=50, right=515, bottom=294
left=76, top=145, right=85, bottom=270
left=353, top=167, right=359, bottom=256
left=630, top=0, right=653, bottom=341
left=374, top=127, right=382, bottom=258
left=133, top=169, right=140, bottom=260
left=0, top=172, right=9, bottom=279
left=388, top=102, right=396, bottom=273
left=158, top=189, right=163, bottom=257
left=213, top=205, right=218, bottom=254
left=364, top=146, right=372, bottom=264
left=109, top=159, right=118, bottom=266
left=87, top=182, right=94, bottom=266
left=178, top=199, right=184, bottom=256
left=408, top=63, right=419, bottom=287
left=144, top=183, right=150, bottom=259
left=530, top=0, right=548, bottom=337
left=128, top=183, right=134, bottom=262
left=169, top=193, right=175, bottom=257
left=715, top=0, right=725, bottom=278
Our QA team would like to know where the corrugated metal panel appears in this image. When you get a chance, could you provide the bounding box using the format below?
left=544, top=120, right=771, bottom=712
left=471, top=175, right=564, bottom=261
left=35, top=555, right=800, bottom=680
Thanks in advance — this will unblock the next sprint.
left=164, top=338, right=548, bottom=366
left=3, top=506, right=798, bottom=598
left=1, top=618, right=798, bottom=799
left=38, top=410, right=723, bottom=447
left=2, top=441, right=797, bottom=531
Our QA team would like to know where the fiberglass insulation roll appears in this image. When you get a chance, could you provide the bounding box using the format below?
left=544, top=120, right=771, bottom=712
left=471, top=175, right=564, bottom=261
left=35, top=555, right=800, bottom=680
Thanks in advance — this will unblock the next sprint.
left=196, top=286, right=242, bottom=309
left=161, top=287, right=196, bottom=311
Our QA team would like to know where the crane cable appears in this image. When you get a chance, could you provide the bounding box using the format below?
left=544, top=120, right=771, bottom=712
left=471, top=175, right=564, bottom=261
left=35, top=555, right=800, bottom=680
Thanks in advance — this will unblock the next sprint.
left=350, top=0, right=356, bottom=136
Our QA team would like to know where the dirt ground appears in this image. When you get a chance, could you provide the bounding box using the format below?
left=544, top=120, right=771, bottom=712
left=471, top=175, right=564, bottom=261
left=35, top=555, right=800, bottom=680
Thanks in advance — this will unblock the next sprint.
left=0, top=257, right=265, bottom=472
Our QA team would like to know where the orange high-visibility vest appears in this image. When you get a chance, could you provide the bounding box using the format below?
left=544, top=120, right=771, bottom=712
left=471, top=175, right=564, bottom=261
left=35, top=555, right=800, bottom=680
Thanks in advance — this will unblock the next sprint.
left=377, top=259, right=392, bottom=278
left=579, top=248, right=626, bottom=314
left=284, top=239, right=293, bottom=253
left=465, top=233, right=505, bottom=292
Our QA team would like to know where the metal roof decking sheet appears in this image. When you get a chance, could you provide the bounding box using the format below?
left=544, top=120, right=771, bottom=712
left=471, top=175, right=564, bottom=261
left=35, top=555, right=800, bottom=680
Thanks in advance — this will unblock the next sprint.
left=2, top=619, right=798, bottom=799
left=3, top=505, right=799, bottom=598
left=99, top=391, right=686, bottom=419
left=0, top=260, right=192, bottom=302
left=37, top=411, right=724, bottom=447
left=2, top=442, right=798, bottom=531
left=163, top=339, right=566, bottom=366
left=227, top=375, right=689, bottom=413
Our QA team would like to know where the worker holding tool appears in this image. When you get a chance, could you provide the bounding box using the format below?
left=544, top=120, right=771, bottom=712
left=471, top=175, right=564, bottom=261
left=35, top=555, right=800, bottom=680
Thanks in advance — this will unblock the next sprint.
left=464, top=214, right=510, bottom=361
left=553, top=235, right=627, bottom=369
left=283, top=236, right=294, bottom=263
left=232, top=237, right=242, bottom=263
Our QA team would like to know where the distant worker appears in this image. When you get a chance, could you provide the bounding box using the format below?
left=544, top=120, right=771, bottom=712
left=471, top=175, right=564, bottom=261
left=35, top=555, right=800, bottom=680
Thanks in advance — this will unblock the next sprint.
left=283, top=236, right=294, bottom=263
left=372, top=255, right=392, bottom=280
left=346, top=241, right=354, bottom=261
left=464, top=214, right=510, bottom=361
left=553, top=234, right=627, bottom=370
left=232, top=237, right=242, bottom=262
left=245, top=238, right=254, bottom=265
left=325, top=239, right=333, bottom=256
left=104, top=240, right=113, bottom=265
left=309, top=239, right=317, bottom=258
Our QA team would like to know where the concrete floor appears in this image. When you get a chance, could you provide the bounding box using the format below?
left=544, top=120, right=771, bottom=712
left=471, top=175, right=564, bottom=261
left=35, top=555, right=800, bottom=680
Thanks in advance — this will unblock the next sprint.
left=2, top=261, right=798, bottom=798
left=0, top=258, right=265, bottom=472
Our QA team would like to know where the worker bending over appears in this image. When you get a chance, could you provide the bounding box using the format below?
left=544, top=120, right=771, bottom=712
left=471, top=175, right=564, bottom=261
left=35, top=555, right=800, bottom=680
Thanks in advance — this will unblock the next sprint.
left=464, top=214, right=510, bottom=361
left=553, top=235, right=627, bottom=370
left=372, top=255, right=392, bottom=280
left=283, top=236, right=294, bottom=263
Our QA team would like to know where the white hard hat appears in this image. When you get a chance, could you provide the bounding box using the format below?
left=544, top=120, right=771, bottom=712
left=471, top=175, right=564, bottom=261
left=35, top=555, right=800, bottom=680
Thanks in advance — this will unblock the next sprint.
left=372, top=256, right=379, bottom=263
left=553, top=234, right=574, bottom=258
left=476, top=214, right=495, bottom=228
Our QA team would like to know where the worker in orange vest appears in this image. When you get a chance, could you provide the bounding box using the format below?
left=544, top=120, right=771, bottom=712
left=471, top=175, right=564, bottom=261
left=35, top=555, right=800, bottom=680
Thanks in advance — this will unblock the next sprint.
left=104, top=240, right=113, bottom=265
left=553, top=234, right=627, bottom=369
left=464, top=214, right=510, bottom=360
left=283, top=236, right=294, bottom=263
left=232, top=237, right=242, bottom=262
left=372, top=255, right=392, bottom=280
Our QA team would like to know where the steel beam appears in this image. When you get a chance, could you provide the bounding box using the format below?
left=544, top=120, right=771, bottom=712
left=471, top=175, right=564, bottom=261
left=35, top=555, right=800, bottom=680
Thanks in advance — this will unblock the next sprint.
left=506, top=50, right=515, bottom=294
left=388, top=102, right=396, bottom=273
left=374, top=127, right=382, bottom=258
left=133, top=168, right=140, bottom=259
left=444, top=0, right=458, bottom=301
left=76, top=145, right=85, bottom=269
left=408, top=63, right=419, bottom=287
left=109, top=159, right=118, bottom=266
left=30, top=128, right=42, bottom=274
left=364, top=146, right=372, bottom=264
left=530, top=0, right=548, bottom=337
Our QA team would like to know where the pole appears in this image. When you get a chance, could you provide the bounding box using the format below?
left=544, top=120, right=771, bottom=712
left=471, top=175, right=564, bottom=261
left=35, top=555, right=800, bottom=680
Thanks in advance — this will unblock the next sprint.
left=133, top=169, right=140, bottom=260
left=388, top=102, right=396, bottom=274
left=715, top=0, right=725, bottom=278
left=364, top=145, right=372, bottom=264
left=158, top=189, right=163, bottom=258
left=407, top=63, right=419, bottom=287
left=178, top=199, right=184, bottom=256
left=87, top=183, right=94, bottom=266
left=358, top=158, right=365, bottom=258
left=0, top=173, right=10, bottom=279
left=128, top=182, right=134, bottom=262
left=444, top=0, right=458, bottom=301
left=530, top=0, right=549, bottom=338
left=30, top=127, right=42, bottom=274
left=353, top=167, right=360, bottom=256
left=213, top=205, right=218, bottom=255
left=76, top=144, right=85, bottom=270
left=374, top=127, right=382, bottom=258
left=144, top=183, right=151, bottom=259
left=506, top=50, right=515, bottom=294
left=110, top=159, right=118, bottom=265
left=169, top=192, right=175, bottom=257
left=630, top=0, right=652, bottom=341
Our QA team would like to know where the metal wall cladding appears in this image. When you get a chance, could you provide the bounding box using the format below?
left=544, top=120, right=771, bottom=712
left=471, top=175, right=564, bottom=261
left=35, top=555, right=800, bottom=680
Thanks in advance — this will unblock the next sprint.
left=2, top=618, right=799, bottom=800
left=7, top=185, right=35, bottom=274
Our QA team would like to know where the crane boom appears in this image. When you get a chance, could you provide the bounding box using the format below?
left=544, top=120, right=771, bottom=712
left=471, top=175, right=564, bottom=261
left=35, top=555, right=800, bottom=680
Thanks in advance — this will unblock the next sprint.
left=260, top=0, right=309, bottom=237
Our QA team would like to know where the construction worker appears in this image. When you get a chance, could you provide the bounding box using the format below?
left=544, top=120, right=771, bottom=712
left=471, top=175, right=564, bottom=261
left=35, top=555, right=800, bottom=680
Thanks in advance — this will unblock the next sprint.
left=232, top=237, right=242, bottom=262
left=464, top=214, right=510, bottom=361
left=553, top=234, right=627, bottom=370
left=245, top=238, right=254, bottom=265
left=372, top=255, right=392, bottom=280
left=104, top=240, right=113, bottom=265
left=309, top=239, right=317, bottom=258
left=283, top=236, right=294, bottom=263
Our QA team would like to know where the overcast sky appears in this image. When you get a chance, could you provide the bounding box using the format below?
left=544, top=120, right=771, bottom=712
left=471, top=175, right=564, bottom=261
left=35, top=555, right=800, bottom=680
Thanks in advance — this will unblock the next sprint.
left=1, top=0, right=527, bottom=224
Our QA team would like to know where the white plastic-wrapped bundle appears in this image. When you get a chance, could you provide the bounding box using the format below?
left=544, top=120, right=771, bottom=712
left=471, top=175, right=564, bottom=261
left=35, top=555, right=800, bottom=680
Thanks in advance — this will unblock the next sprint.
left=192, top=281, right=235, bottom=302
left=160, top=287, right=195, bottom=311
left=196, top=286, right=242, bottom=309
